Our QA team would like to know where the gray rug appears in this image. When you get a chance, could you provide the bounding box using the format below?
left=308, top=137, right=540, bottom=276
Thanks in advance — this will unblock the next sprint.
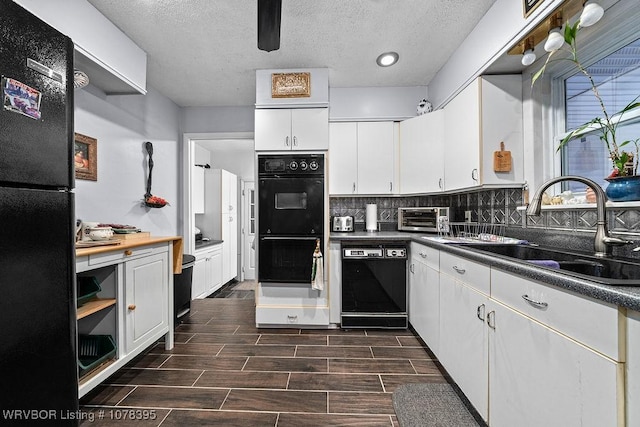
left=392, top=383, right=481, bottom=427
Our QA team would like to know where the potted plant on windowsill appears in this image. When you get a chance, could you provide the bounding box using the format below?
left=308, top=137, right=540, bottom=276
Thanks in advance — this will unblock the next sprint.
left=532, top=19, right=640, bottom=201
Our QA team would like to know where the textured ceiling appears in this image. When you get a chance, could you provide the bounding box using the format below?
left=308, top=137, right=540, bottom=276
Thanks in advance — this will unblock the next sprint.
left=86, top=0, right=496, bottom=107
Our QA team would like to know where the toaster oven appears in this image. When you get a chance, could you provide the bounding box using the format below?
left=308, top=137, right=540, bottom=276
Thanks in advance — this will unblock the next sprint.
left=398, top=207, right=449, bottom=233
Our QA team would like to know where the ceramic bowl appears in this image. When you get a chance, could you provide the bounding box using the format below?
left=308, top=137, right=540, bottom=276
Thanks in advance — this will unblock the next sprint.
left=88, top=227, right=113, bottom=241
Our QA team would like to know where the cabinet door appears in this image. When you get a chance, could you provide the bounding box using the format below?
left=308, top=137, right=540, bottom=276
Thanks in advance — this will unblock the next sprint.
left=255, top=109, right=292, bottom=150
left=209, top=248, right=223, bottom=294
left=124, top=252, right=169, bottom=353
left=357, top=122, right=396, bottom=194
left=444, top=79, right=480, bottom=190
left=409, top=259, right=440, bottom=354
left=489, top=301, right=621, bottom=427
left=400, top=111, right=445, bottom=193
left=439, top=273, right=489, bottom=420
left=221, top=213, right=237, bottom=284
left=628, top=310, right=640, bottom=427
left=193, top=165, right=205, bottom=214
left=192, top=254, right=208, bottom=299
left=291, top=108, right=329, bottom=150
left=329, top=122, right=358, bottom=194
left=221, top=170, right=237, bottom=214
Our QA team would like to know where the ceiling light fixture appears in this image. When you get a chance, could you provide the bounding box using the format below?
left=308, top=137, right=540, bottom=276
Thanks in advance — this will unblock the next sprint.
left=521, top=38, right=537, bottom=66
left=376, top=52, right=399, bottom=67
left=579, top=0, right=604, bottom=27
left=544, top=26, right=565, bottom=52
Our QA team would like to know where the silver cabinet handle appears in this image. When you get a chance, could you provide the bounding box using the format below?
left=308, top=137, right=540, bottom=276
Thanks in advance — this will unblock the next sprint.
left=487, top=310, right=496, bottom=329
left=471, top=168, right=479, bottom=182
left=410, top=264, right=415, bottom=274
left=477, top=304, right=485, bottom=322
left=285, top=136, right=290, bottom=147
left=419, top=252, right=427, bottom=258
left=438, top=178, right=443, bottom=189
left=452, top=266, right=466, bottom=274
left=352, top=182, right=356, bottom=193
left=293, top=136, right=298, bottom=146
left=389, top=182, right=393, bottom=192
left=522, top=294, right=548, bottom=309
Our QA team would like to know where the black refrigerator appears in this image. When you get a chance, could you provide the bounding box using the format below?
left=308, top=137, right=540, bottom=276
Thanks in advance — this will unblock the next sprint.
left=1, top=1, right=79, bottom=422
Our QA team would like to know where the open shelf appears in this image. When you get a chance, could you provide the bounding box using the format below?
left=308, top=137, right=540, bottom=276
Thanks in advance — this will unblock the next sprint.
left=77, top=298, right=116, bottom=320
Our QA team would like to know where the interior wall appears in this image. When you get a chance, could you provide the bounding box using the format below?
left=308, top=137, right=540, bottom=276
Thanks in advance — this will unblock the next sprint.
left=74, top=86, right=181, bottom=236
left=329, top=86, right=427, bottom=121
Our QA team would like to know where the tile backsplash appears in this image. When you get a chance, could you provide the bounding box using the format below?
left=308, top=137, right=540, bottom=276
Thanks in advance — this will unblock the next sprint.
left=330, top=187, right=640, bottom=235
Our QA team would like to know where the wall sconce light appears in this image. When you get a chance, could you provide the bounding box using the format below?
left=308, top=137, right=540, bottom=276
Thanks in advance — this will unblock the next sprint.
left=521, top=38, right=537, bottom=66
left=579, top=0, right=604, bottom=27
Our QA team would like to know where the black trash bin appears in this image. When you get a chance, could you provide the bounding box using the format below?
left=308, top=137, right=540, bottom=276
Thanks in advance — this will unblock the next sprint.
left=174, top=254, right=195, bottom=328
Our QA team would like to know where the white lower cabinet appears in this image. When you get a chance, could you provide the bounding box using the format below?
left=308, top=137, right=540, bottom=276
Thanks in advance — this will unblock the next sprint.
left=439, top=272, right=489, bottom=420
left=256, top=282, right=329, bottom=327
left=489, top=300, right=621, bottom=427
left=435, top=252, right=623, bottom=426
left=193, top=244, right=223, bottom=299
left=124, top=252, right=169, bottom=354
left=409, top=243, right=440, bottom=356
left=628, top=310, right=640, bottom=427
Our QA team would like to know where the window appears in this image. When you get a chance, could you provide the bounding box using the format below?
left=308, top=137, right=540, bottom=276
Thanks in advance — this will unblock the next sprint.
left=561, top=37, right=640, bottom=192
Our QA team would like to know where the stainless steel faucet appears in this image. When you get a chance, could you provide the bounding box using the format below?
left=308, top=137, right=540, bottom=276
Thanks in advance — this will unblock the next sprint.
left=526, top=175, right=633, bottom=257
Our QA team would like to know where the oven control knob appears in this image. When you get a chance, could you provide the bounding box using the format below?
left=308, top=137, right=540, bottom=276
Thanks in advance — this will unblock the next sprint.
left=390, top=250, right=397, bottom=257
left=309, top=160, right=319, bottom=171
left=289, top=161, right=298, bottom=171
left=299, top=161, right=308, bottom=170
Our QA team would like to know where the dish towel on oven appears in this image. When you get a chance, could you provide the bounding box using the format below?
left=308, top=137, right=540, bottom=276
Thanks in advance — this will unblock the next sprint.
left=311, top=246, right=324, bottom=291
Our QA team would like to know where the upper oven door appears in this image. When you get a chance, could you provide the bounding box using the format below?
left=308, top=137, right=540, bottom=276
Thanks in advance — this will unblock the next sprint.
left=259, top=176, right=324, bottom=236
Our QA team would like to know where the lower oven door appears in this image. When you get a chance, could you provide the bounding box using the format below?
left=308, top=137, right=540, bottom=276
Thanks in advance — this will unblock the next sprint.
left=259, top=236, right=320, bottom=283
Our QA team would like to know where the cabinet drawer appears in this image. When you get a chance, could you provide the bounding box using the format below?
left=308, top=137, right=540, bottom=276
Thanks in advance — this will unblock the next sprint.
left=491, top=269, right=622, bottom=361
left=256, top=306, right=330, bottom=326
left=440, top=252, right=490, bottom=295
left=410, top=242, right=439, bottom=270
left=88, top=243, right=167, bottom=266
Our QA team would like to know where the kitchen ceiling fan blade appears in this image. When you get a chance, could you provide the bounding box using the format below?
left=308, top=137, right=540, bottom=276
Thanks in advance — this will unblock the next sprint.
left=257, top=0, right=281, bottom=52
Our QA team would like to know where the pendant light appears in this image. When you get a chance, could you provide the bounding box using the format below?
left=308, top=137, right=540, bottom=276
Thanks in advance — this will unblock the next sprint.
left=579, top=0, right=604, bottom=27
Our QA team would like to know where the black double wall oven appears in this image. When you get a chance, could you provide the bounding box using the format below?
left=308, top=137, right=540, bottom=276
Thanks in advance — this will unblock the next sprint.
left=258, top=154, right=324, bottom=283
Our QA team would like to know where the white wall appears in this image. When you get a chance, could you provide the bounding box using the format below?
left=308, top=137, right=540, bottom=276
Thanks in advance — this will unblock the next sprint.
left=429, top=0, right=565, bottom=109
left=329, top=86, right=427, bottom=121
left=74, top=86, right=181, bottom=236
left=181, top=106, right=255, bottom=133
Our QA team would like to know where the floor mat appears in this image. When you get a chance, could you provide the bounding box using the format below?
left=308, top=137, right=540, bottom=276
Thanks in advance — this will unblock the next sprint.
left=392, top=383, right=481, bottom=427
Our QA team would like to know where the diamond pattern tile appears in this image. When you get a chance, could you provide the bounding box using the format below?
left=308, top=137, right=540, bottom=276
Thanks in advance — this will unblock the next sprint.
left=493, top=190, right=505, bottom=208
left=507, top=189, right=523, bottom=207
left=577, top=210, right=598, bottom=229
left=548, top=211, right=574, bottom=229
left=613, top=209, right=640, bottom=232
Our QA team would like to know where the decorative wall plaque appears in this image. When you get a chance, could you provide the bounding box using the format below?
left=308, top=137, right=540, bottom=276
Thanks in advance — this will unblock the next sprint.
left=271, top=72, right=311, bottom=98
left=523, top=0, right=545, bottom=17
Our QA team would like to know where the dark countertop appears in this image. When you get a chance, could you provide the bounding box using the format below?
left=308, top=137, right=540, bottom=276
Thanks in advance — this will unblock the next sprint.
left=194, top=239, right=223, bottom=251
left=330, top=231, right=640, bottom=312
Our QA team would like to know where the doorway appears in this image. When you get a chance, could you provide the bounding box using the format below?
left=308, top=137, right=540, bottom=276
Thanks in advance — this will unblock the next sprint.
left=182, top=132, right=255, bottom=289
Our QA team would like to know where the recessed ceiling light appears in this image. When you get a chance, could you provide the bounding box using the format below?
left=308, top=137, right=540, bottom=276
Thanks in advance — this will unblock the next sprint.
left=376, top=51, right=399, bottom=67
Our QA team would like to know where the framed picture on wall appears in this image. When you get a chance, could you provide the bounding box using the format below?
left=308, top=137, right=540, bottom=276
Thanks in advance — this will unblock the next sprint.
left=523, top=0, right=545, bottom=17
left=74, top=132, right=97, bottom=181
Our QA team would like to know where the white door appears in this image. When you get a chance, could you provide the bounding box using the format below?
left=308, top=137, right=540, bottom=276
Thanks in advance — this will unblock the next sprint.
left=242, top=181, right=256, bottom=280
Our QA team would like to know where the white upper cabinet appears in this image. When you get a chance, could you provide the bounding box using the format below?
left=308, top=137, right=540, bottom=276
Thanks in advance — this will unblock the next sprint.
left=329, top=122, right=358, bottom=195
left=399, top=110, right=445, bottom=193
left=255, top=108, right=329, bottom=151
left=328, top=121, right=397, bottom=195
left=444, top=75, right=523, bottom=191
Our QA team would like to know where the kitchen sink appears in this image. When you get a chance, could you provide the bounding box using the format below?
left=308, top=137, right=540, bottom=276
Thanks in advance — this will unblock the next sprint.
left=459, top=243, right=640, bottom=286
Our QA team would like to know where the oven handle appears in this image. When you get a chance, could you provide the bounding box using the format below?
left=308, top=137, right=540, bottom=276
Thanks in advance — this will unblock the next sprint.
left=260, top=236, right=320, bottom=240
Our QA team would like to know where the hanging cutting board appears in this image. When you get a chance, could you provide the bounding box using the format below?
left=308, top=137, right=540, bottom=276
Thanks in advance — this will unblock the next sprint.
left=493, top=141, right=512, bottom=172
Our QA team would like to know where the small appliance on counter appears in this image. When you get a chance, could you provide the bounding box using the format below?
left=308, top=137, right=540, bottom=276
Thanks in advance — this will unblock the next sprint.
left=332, top=216, right=354, bottom=232
left=194, top=226, right=203, bottom=242
left=398, top=207, right=450, bottom=233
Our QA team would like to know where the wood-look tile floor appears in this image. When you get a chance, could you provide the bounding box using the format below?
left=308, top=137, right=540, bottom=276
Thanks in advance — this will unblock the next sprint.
left=80, top=282, right=449, bottom=426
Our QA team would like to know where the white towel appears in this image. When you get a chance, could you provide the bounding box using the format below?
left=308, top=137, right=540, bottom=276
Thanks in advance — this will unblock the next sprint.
left=311, top=249, right=324, bottom=291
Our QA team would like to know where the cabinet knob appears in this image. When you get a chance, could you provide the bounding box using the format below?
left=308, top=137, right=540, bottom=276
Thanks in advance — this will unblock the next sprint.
left=128, top=304, right=136, bottom=311
left=124, top=250, right=133, bottom=256
left=420, top=252, right=428, bottom=258
left=452, top=265, right=466, bottom=274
